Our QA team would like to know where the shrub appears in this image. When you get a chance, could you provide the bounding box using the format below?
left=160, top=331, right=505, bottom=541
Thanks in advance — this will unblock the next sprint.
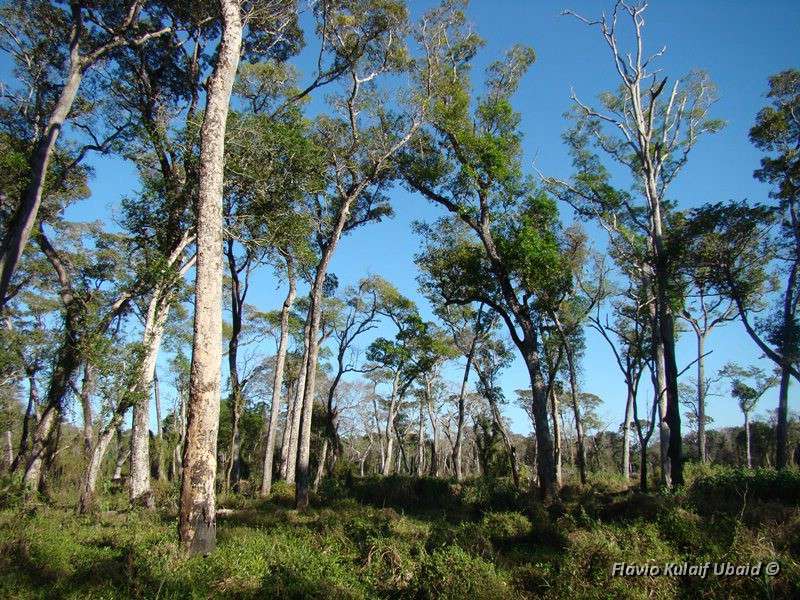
left=480, top=511, right=531, bottom=542
left=689, top=467, right=800, bottom=515
left=413, top=546, right=511, bottom=599
left=462, top=476, right=524, bottom=512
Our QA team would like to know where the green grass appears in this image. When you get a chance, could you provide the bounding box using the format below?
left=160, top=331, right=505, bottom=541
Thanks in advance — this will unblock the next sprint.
left=0, top=470, right=798, bottom=599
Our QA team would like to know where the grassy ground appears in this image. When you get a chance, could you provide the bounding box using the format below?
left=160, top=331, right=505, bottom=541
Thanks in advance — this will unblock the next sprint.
left=0, top=467, right=798, bottom=599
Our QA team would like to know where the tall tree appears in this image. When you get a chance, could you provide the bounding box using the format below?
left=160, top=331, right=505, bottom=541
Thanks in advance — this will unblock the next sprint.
left=747, top=70, right=800, bottom=469
left=0, top=0, right=172, bottom=309
left=292, top=0, right=432, bottom=510
left=178, top=0, right=244, bottom=555
left=721, top=363, right=778, bottom=468
left=549, top=1, right=723, bottom=486
left=405, top=41, right=571, bottom=499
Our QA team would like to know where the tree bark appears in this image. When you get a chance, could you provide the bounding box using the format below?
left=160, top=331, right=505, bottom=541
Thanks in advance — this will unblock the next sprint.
left=689, top=332, right=703, bottom=462
left=777, top=366, right=791, bottom=469
left=452, top=307, right=481, bottom=480
left=549, top=387, right=562, bottom=487
left=79, top=363, right=95, bottom=457
left=295, top=193, right=357, bottom=509
left=285, top=334, right=308, bottom=485
left=622, top=387, right=634, bottom=483
left=154, top=372, right=165, bottom=482
left=0, top=61, right=83, bottom=309
left=416, top=396, right=425, bottom=477
left=382, top=371, right=401, bottom=476
left=131, top=288, right=170, bottom=508
left=178, top=0, right=241, bottom=555
left=261, top=257, right=296, bottom=496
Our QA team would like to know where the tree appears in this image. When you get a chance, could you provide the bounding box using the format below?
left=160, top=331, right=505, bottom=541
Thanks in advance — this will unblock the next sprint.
left=429, top=302, right=489, bottom=481
left=292, top=0, right=440, bottom=509
left=720, top=363, right=778, bottom=468
left=0, top=0, right=172, bottom=310
left=404, top=35, right=568, bottom=499
left=747, top=69, right=800, bottom=469
left=178, top=0, right=244, bottom=556
left=548, top=1, right=724, bottom=487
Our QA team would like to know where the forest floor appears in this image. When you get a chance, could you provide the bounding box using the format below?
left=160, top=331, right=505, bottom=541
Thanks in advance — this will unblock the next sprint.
left=0, top=466, right=799, bottom=599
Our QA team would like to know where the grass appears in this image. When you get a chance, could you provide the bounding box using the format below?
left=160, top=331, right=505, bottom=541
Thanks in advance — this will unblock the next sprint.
left=0, top=470, right=798, bottom=599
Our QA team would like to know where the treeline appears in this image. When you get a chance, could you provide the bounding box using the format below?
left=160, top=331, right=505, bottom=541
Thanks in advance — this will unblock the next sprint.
left=0, top=0, right=798, bottom=555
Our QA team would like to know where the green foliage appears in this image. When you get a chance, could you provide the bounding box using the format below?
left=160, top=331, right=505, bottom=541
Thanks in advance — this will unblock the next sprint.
left=689, top=466, right=800, bottom=511
left=413, top=546, right=510, bottom=599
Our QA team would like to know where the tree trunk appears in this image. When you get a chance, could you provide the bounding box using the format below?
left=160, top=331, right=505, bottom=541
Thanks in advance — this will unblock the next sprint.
left=382, top=371, right=401, bottom=476
left=79, top=411, right=127, bottom=514
left=261, top=260, right=296, bottom=496
left=154, top=372, right=165, bottom=482
left=696, top=333, right=707, bottom=462
left=653, top=327, right=671, bottom=488
left=312, top=438, right=328, bottom=492
left=79, top=363, right=95, bottom=456
left=565, top=348, right=587, bottom=485
left=744, top=413, right=752, bottom=469
left=416, top=397, right=425, bottom=477
left=3, top=430, right=12, bottom=471
left=178, top=0, right=242, bottom=556
left=453, top=309, right=481, bottom=480
left=131, top=289, right=170, bottom=508
left=549, top=387, right=562, bottom=487
left=224, top=238, right=245, bottom=492
left=622, top=387, right=634, bottom=483
left=0, top=61, right=83, bottom=309
left=285, top=335, right=309, bottom=485
left=524, top=350, right=557, bottom=500
left=22, top=334, right=80, bottom=493
left=295, top=195, right=356, bottom=509
left=776, top=366, right=790, bottom=469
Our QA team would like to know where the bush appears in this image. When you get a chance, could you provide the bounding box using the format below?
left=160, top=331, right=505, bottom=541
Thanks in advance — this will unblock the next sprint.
left=462, top=477, right=525, bottom=512
left=413, top=546, right=511, bottom=599
left=689, top=467, right=800, bottom=514
left=480, top=511, right=531, bottom=542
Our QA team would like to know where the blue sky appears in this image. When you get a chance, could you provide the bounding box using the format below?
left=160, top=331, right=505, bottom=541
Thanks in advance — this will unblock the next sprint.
left=6, top=1, right=800, bottom=436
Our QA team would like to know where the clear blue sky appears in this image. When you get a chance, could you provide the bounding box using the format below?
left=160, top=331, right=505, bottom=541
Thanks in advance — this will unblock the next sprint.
left=8, top=1, right=799, bottom=435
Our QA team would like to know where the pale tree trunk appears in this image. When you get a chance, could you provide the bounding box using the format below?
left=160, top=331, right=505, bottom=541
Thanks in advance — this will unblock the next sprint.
left=131, top=288, right=170, bottom=508
left=382, top=371, right=401, bottom=476
left=178, top=0, right=241, bottom=555
left=285, top=338, right=308, bottom=485
left=549, top=388, right=562, bottom=487
left=295, top=196, right=355, bottom=509
left=154, top=372, right=165, bottom=482
left=0, top=63, right=83, bottom=308
left=312, top=438, right=328, bottom=492
left=622, top=387, right=634, bottom=483
left=79, top=363, right=95, bottom=457
left=279, top=384, right=296, bottom=479
left=652, top=317, right=671, bottom=487
left=696, top=332, right=707, bottom=462
left=261, top=258, right=296, bottom=496
left=79, top=412, right=127, bottom=514
left=416, top=397, right=425, bottom=477
left=452, top=312, right=480, bottom=480
left=113, top=445, right=129, bottom=480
